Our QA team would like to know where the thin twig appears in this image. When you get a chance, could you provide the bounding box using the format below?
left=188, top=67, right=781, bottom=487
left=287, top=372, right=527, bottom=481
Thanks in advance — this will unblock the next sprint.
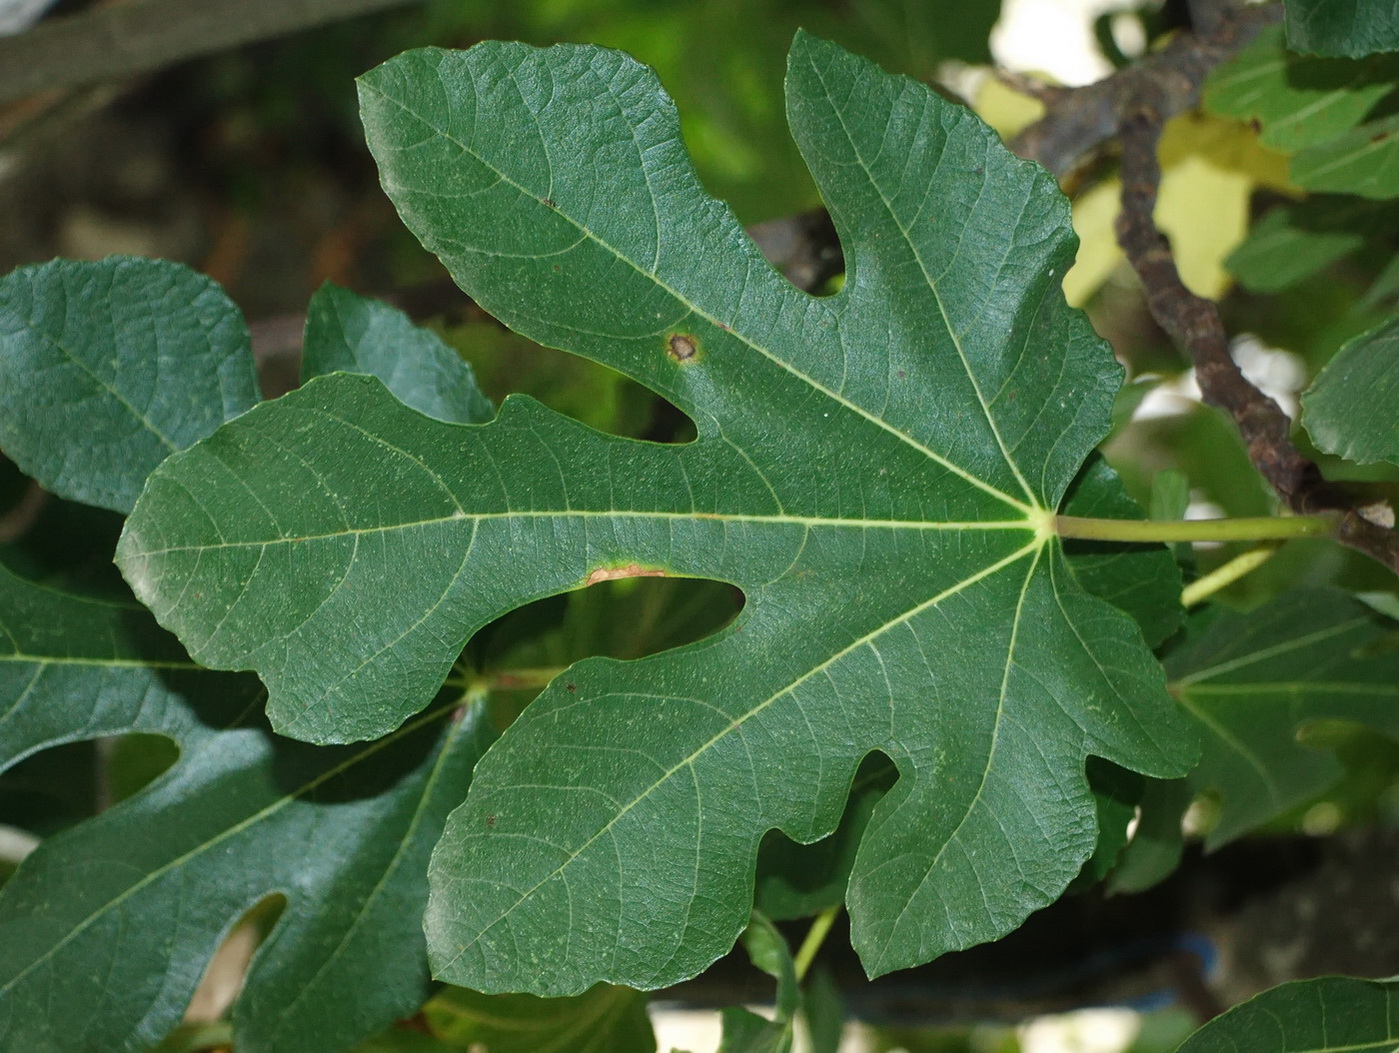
left=1009, top=3, right=1278, bottom=180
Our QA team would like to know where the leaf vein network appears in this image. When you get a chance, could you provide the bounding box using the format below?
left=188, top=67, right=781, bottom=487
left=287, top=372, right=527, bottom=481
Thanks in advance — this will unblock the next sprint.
left=358, top=78, right=1036, bottom=518
left=433, top=535, right=1040, bottom=973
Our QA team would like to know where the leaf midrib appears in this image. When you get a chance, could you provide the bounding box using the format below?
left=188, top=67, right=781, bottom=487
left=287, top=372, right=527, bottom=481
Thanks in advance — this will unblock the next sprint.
left=128, top=508, right=1035, bottom=558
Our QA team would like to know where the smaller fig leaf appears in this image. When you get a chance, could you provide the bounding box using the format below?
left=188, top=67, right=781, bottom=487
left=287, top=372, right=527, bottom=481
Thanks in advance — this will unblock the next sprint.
left=302, top=281, right=494, bottom=424
left=0, top=562, right=491, bottom=1053
left=1178, top=975, right=1399, bottom=1051
left=0, top=257, right=259, bottom=514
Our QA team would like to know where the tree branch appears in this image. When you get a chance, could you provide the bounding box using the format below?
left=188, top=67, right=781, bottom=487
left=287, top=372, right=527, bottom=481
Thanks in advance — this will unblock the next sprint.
left=1108, top=17, right=1399, bottom=573
left=1009, top=3, right=1278, bottom=179
left=0, top=0, right=428, bottom=105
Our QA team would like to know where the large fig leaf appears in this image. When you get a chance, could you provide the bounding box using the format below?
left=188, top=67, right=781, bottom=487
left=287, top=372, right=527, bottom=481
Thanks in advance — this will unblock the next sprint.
left=117, top=34, right=1195, bottom=991
left=0, top=563, right=491, bottom=1053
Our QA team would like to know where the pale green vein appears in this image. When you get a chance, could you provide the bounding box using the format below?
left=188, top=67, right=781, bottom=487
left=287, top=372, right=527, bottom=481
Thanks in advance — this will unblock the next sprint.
left=126, top=510, right=1036, bottom=559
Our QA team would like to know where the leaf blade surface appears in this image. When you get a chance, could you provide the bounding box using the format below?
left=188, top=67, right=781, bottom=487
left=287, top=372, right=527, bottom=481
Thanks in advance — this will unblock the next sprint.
left=302, top=281, right=494, bottom=424
left=1177, top=975, right=1399, bottom=1051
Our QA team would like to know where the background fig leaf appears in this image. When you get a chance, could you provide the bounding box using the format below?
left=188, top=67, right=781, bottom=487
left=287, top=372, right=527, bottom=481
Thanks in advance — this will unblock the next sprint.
left=1225, top=196, right=1398, bottom=293
left=1176, top=975, right=1399, bottom=1051
left=715, top=912, right=799, bottom=1053
left=754, top=753, right=897, bottom=922
left=1205, top=26, right=1399, bottom=153
left=1291, top=112, right=1399, bottom=199
left=1165, top=588, right=1399, bottom=847
left=0, top=561, right=492, bottom=1053
left=0, top=256, right=259, bottom=514
left=1302, top=314, right=1399, bottom=465
left=423, top=983, right=655, bottom=1053
left=1102, top=776, right=1190, bottom=895
left=1205, top=26, right=1399, bottom=198
left=117, top=32, right=1195, bottom=993
left=1284, top=0, right=1399, bottom=58
left=303, top=281, right=495, bottom=424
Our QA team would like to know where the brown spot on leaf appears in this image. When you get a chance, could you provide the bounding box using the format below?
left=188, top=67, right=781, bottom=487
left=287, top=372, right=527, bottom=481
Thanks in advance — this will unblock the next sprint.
left=584, top=563, right=668, bottom=587
left=667, top=333, right=699, bottom=363
left=486, top=814, right=496, bottom=827
left=565, top=682, right=577, bottom=693
left=542, top=197, right=557, bottom=208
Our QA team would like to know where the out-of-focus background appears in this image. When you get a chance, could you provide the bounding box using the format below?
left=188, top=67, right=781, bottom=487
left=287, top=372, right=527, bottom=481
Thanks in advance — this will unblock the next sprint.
left=1, top=2, right=1396, bottom=1051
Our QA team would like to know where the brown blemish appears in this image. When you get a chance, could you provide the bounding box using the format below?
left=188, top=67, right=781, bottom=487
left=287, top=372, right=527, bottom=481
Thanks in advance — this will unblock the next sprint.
left=667, top=333, right=699, bottom=364
left=486, top=814, right=496, bottom=827
left=584, top=563, right=668, bottom=587
left=565, top=682, right=577, bottom=693
left=541, top=197, right=557, bottom=208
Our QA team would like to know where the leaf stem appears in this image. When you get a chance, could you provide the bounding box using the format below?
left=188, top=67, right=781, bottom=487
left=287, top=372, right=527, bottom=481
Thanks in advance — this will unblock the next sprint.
left=1054, top=512, right=1336, bottom=544
left=793, top=905, right=841, bottom=982
left=1181, top=543, right=1281, bottom=607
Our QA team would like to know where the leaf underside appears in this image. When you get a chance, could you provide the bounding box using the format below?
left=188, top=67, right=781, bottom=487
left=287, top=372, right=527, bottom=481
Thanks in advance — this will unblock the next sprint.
left=117, top=33, right=1195, bottom=992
